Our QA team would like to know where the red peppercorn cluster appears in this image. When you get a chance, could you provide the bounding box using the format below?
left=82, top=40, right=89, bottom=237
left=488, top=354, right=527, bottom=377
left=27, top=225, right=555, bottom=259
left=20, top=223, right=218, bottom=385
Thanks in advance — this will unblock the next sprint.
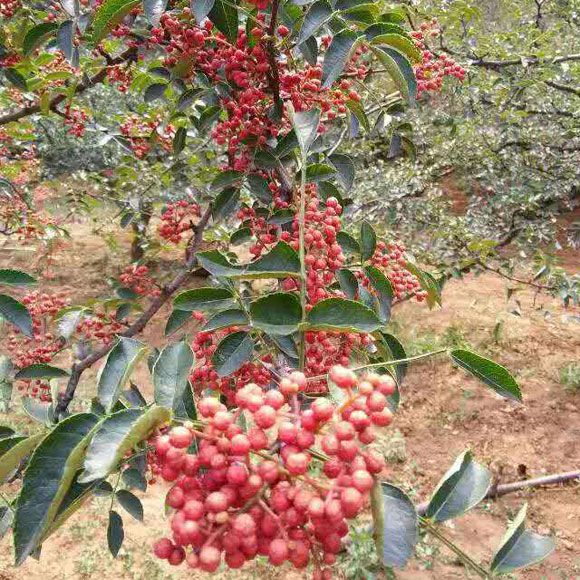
left=150, top=366, right=394, bottom=574
left=364, top=240, right=426, bottom=302
left=75, top=310, right=123, bottom=346
left=63, top=105, right=88, bottom=137
left=3, top=291, right=69, bottom=401
left=411, top=20, right=466, bottom=96
left=119, top=264, right=161, bottom=297
left=157, top=200, right=202, bottom=244
left=147, top=13, right=368, bottom=171
left=0, top=177, right=52, bottom=241
left=189, top=324, right=272, bottom=404
left=281, top=193, right=345, bottom=305
left=0, top=0, right=20, bottom=18
left=106, top=64, right=133, bottom=93
left=119, top=113, right=173, bottom=159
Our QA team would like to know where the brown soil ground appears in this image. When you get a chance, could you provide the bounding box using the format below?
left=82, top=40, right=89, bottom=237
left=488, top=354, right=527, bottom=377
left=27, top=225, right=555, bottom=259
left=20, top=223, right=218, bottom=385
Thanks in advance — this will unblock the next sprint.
left=0, top=218, right=578, bottom=580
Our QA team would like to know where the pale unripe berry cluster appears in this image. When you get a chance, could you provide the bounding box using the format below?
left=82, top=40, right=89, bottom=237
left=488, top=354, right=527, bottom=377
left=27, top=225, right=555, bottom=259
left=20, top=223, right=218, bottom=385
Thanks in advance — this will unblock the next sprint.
left=150, top=366, right=396, bottom=576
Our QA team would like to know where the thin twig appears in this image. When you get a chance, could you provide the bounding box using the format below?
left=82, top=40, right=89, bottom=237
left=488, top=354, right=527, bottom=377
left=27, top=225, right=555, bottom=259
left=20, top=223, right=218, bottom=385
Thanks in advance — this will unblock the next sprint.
left=54, top=205, right=213, bottom=418
left=0, top=47, right=137, bottom=126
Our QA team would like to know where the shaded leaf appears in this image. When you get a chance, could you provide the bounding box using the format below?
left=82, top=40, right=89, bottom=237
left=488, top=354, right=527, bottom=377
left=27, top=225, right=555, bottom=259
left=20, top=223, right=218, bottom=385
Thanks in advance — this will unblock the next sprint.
left=143, top=0, right=168, bottom=25
left=208, top=0, right=238, bottom=42
left=426, top=451, right=491, bottom=522
left=4, top=69, right=27, bottom=91
left=116, top=489, right=143, bottom=521
left=107, top=510, right=124, bottom=557
left=212, top=331, right=254, bottom=377
left=122, top=467, right=147, bottom=492
left=337, top=268, right=358, bottom=300
left=191, top=0, right=214, bottom=22
left=297, top=0, right=333, bottom=45
left=173, top=126, right=187, bottom=154
left=292, top=107, right=321, bottom=156
left=490, top=504, right=555, bottom=574
left=22, top=398, right=53, bottom=425
left=378, top=332, right=407, bottom=382
left=164, top=309, right=191, bottom=336
left=0, top=294, right=33, bottom=338
left=212, top=187, right=240, bottom=220
left=364, top=266, right=393, bottom=323
left=328, top=153, right=355, bottom=191
left=57, top=20, right=75, bottom=63
left=197, top=242, right=300, bottom=279
left=202, top=309, right=249, bottom=332
left=23, top=22, right=59, bottom=55
left=153, top=342, right=194, bottom=411
left=360, top=221, right=377, bottom=261
left=144, top=82, right=167, bottom=103
left=97, top=338, right=147, bottom=412
left=336, top=231, right=361, bottom=255
left=247, top=174, right=272, bottom=203
left=211, top=170, right=243, bottom=191
left=370, top=480, right=418, bottom=568
left=322, top=30, right=358, bottom=88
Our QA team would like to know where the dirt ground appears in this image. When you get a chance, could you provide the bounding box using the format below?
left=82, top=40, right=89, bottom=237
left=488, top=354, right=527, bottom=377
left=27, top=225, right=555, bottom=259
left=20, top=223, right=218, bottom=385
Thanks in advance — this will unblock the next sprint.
left=0, top=218, right=578, bottom=579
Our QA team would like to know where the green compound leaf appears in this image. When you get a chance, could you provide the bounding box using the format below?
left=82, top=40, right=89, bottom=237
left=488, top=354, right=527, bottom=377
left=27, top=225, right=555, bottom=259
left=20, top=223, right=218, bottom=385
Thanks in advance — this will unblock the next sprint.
left=91, top=0, right=140, bottom=45
left=0, top=434, right=44, bottom=483
left=79, top=406, right=170, bottom=483
left=450, top=349, right=522, bottom=402
left=15, top=364, right=69, bottom=381
left=306, top=298, right=383, bottom=333
left=13, top=413, right=99, bottom=565
left=22, top=22, right=59, bottom=56
left=0, top=269, right=37, bottom=287
left=173, top=287, right=235, bottom=312
left=250, top=292, right=302, bottom=336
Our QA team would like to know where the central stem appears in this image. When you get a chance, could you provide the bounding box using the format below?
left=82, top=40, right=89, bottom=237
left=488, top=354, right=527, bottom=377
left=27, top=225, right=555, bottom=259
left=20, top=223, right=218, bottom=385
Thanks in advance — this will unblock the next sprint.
left=298, top=154, right=308, bottom=370
left=419, top=517, right=490, bottom=578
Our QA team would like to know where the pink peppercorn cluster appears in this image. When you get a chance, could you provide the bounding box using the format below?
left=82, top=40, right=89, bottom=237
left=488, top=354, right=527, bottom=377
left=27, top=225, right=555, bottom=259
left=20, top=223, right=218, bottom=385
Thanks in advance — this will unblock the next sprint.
left=411, top=19, right=466, bottom=96
left=119, top=265, right=161, bottom=297
left=149, top=366, right=395, bottom=576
